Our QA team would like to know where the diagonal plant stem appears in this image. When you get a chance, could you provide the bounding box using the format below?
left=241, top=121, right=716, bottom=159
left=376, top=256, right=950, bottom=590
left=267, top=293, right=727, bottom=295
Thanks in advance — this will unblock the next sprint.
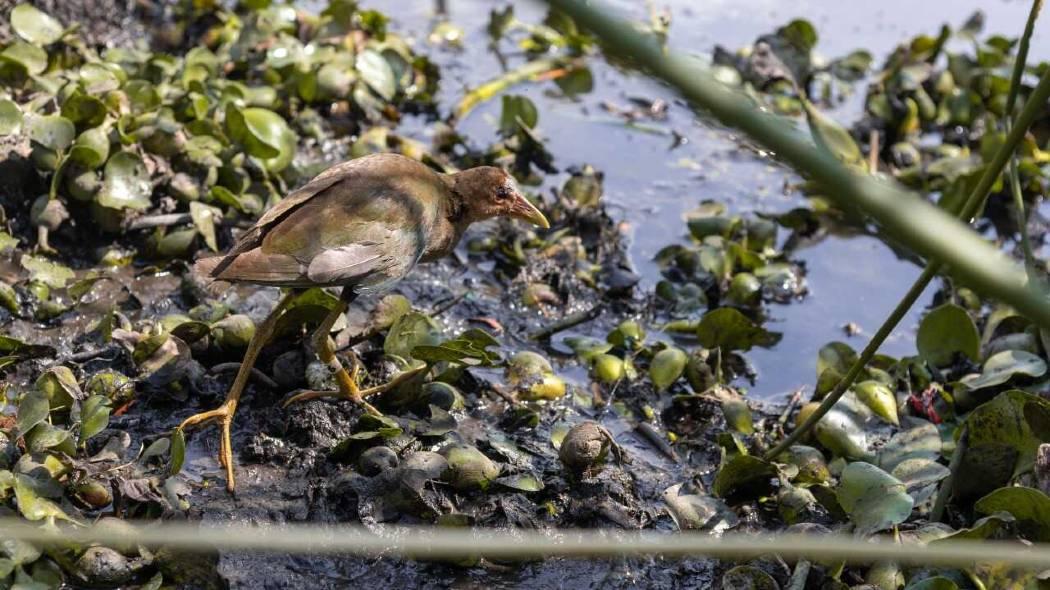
left=539, top=0, right=1050, bottom=459
left=765, top=8, right=1050, bottom=458
left=1006, top=0, right=1044, bottom=278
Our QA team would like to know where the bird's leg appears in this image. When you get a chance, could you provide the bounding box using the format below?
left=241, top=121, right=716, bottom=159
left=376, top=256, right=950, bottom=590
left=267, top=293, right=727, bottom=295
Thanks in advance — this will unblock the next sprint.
left=177, top=289, right=297, bottom=492
left=283, top=288, right=426, bottom=411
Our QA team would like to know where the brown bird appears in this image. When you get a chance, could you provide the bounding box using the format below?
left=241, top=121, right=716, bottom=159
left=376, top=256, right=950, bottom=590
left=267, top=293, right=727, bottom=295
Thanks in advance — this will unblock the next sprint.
left=181, top=153, right=549, bottom=491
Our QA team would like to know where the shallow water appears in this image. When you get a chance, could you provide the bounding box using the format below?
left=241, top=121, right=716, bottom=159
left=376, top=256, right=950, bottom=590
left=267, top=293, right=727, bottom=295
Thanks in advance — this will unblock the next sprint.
left=311, top=0, right=1042, bottom=400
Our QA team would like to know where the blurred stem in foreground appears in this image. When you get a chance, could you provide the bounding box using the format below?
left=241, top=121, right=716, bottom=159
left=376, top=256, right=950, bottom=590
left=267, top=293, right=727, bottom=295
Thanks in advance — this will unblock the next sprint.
left=765, top=0, right=1048, bottom=459
left=536, top=0, right=1050, bottom=459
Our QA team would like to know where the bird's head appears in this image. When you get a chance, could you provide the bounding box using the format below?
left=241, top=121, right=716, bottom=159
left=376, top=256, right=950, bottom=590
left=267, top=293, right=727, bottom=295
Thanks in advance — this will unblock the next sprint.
left=450, top=166, right=550, bottom=229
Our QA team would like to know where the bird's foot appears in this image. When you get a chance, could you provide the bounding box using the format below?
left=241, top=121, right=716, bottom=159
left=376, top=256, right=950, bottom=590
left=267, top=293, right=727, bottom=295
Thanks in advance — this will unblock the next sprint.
left=281, top=365, right=428, bottom=415
left=176, top=400, right=238, bottom=492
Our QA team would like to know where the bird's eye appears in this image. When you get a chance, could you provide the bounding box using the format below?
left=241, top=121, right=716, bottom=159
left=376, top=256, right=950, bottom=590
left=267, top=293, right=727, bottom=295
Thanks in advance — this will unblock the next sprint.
left=496, top=185, right=512, bottom=200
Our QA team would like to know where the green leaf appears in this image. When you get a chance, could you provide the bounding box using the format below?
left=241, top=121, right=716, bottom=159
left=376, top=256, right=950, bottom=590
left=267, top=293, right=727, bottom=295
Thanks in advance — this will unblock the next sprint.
left=803, top=98, right=863, bottom=167
left=16, top=390, right=50, bottom=437
left=78, top=395, right=111, bottom=446
left=225, top=106, right=296, bottom=172
left=499, top=95, right=539, bottom=135
left=815, top=341, right=858, bottom=397
left=10, top=4, right=65, bottom=45
left=836, top=462, right=913, bottom=536
left=696, top=308, right=781, bottom=351
left=960, top=350, right=1047, bottom=390
left=384, top=312, right=442, bottom=360
left=13, top=473, right=75, bottom=523
left=712, top=454, right=777, bottom=499
left=189, top=202, right=219, bottom=251
left=27, top=115, right=75, bottom=151
left=356, top=49, right=396, bottom=101
left=97, top=151, right=152, bottom=211
left=411, top=328, right=501, bottom=366
left=69, top=126, right=111, bottom=169
left=916, top=303, right=980, bottom=367
left=852, top=380, right=899, bottom=425
left=0, top=99, right=23, bottom=135
left=905, top=577, right=959, bottom=590
left=974, top=486, right=1050, bottom=542
left=878, top=422, right=941, bottom=473
left=60, top=91, right=106, bottom=127
left=955, top=389, right=1050, bottom=500
left=649, top=347, right=687, bottom=392
left=170, top=429, right=186, bottom=475
left=20, top=254, right=74, bottom=288
left=2, top=41, right=47, bottom=75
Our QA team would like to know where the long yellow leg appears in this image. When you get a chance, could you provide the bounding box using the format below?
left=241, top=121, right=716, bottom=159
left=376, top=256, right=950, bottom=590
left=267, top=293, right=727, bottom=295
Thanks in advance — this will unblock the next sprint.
left=282, top=299, right=426, bottom=411
left=177, top=290, right=297, bottom=492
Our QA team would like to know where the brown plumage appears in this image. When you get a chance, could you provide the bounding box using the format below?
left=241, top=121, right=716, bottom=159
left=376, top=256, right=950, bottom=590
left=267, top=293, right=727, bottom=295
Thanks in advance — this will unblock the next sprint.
left=195, top=152, right=548, bottom=291
left=178, top=153, right=549, bottom=492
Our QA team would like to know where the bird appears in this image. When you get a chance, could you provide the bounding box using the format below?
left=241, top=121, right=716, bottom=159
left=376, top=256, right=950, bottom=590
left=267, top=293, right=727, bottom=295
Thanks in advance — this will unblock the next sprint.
left=180, top=152, right=550, bottom=491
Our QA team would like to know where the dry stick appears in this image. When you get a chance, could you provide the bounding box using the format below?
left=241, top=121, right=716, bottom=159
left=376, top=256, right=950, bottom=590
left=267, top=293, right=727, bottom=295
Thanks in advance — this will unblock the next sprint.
left=765, top=60, right=1050, bottom=460
left=528, top=304, right=603, bottom=340
left=126, top=213, right=193, bottom=231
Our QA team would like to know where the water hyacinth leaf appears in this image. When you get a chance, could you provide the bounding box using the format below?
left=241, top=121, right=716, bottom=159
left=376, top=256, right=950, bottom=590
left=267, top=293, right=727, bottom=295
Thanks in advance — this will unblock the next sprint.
left=13, top=473, right=74, bottom=523
left=696, top=308, right=781, bottom=351
left=494, top=473, right=544, bottom=492
left=817, top=341, right=857, bottom=381
left=225, top=106, right=296, bottom=172
left=0, top=99, right=22, bottom=135
left=2, top=41, right=47, bottom=75
left=97, top=151, right=152, bottom=211
left=61, top=91, right=106, bottom=127
left=960, top=350, right=1047, bottom=390
left=70, top=126, right=110, bottom=169
left=356, top=49, right=396, bottom=101
left=803, top=98, right=863, bottom=167
left=935, top=512, right=1014, bottom=542
left=189, top=202, right=219, bottom=251
left=20, top=254, right=74, bottom=288
left=500, top=95, right=539, bottom=136
left=0, top=230, right=18, bottom=252
left=170, top=429, right=186, bottom=475
left=837, top=462, right=914, bottom=536
left=814, top=409, right=870, bottom=460
left=27, top=115, right=75, bottom=152
left=662, top=483, right=739, bottom=532
left=974, top=486, right=1050, bottom=542
left=11, top=4, right=65, bottom=45
left=955, top=390, right=1050, bottom=499
left=905, top=577, right=959, bottom=590
left=852, top=380, right=899, bottom=425
left=878, top=422, right=941, bottom=472
left=649, top=347, right=687, bottom=391
left=16, top=390, right=50, bottom=437
left=721, top=566, right=779, bottom=590
left=78, top=395, right=111, bottom=446
left=916, top=303, right=980, bottom=367
left=712, top=454, right=777, bottom=499
left=412, top=328, right=501, bottom=366
left=384, top=311, right=442, bottom=360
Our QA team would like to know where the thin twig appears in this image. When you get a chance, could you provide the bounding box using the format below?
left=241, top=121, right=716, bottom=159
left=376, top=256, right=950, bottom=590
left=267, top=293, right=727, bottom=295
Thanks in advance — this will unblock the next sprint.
left=429, top=291, right=467, bottom=317
left=210, top=362, right=279, bottom=389
left=867, top=129, right=879, bottom=175
left=528, top=304, right=603, bottom=341
left=634, top=422, right=678, bottom=461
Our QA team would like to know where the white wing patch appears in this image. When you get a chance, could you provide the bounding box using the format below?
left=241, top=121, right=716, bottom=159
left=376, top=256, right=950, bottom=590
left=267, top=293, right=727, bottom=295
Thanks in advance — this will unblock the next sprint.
left=306, top=242, right=388, bottom=285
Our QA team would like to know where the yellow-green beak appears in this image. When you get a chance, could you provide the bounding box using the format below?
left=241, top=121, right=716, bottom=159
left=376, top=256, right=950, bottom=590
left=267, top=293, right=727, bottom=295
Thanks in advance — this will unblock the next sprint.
left=511, top=194, right=550, bottom=229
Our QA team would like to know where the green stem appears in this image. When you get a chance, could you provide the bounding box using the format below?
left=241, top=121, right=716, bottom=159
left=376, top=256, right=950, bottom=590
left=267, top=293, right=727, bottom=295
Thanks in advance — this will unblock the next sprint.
left=1004, top=0, right=1044, bottom=280
left=548, top=0, right=1050, bottom=330
left=453, top=56, right=579, bottom=121
left=763, top=3, right=1049, bottom=459
left=538, top=0, right=1050, bottom=459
